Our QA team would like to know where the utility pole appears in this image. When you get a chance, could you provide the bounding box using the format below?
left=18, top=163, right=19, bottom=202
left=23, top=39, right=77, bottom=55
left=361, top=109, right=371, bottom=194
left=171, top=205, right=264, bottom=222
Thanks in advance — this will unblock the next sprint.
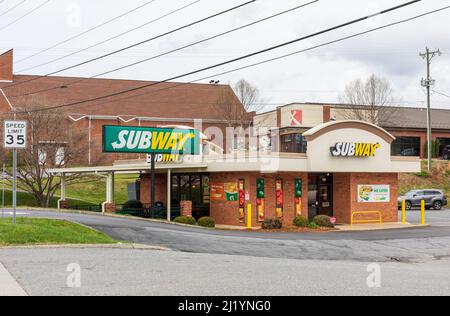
left=420, top=47, right=441, bottom=172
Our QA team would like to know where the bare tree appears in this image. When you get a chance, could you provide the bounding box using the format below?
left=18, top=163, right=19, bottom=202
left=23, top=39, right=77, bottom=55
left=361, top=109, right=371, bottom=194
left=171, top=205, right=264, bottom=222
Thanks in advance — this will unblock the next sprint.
left=214, top=79, right=263, bottom=128
left=1, top=108, right=88, bottom=207
left=339, top=74, right=399, bottom=125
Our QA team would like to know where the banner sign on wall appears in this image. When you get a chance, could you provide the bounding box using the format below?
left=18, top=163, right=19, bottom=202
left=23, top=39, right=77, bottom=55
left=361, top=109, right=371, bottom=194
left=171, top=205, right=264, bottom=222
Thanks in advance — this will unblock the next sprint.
left=210, top=183, right=225, bottom=201
left=103, top=126, right=200, bottom=154
left=257, top=179, right=265, bottom=222
left=295, top=179, right=303, bottom=217
left=224, top=182, right=238, bottom=201
left=276, top=179, right=283, bottom=219
left=358, top=185, right=390, bottom=203
left=238, top=179, right=245, bottom=223
left=210, top=182, right=238, bottom=202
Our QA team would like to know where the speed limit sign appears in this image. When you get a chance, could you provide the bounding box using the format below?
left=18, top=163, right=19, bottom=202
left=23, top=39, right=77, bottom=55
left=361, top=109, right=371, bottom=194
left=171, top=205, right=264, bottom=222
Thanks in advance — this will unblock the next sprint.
left=4, top=120, right=27, bottom=149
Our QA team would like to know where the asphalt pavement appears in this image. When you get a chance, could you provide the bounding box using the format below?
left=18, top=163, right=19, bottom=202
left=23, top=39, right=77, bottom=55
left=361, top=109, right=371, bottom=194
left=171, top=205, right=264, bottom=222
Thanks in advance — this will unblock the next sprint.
left=0, top=209, right=449, bottom=262
left=1, top=209, right=450, bottom=296
left=1, top=247, right=449, bottom=296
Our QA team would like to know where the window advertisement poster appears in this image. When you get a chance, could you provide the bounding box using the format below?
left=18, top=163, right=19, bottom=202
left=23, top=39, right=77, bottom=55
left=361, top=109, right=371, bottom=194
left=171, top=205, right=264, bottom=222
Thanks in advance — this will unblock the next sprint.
left=358, top=185, right=390, bottom=203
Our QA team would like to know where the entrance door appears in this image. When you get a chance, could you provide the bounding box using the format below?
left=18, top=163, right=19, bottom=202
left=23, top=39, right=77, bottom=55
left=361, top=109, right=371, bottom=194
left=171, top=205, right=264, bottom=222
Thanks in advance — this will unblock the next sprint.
left=308, top=174, right=333, bottom=220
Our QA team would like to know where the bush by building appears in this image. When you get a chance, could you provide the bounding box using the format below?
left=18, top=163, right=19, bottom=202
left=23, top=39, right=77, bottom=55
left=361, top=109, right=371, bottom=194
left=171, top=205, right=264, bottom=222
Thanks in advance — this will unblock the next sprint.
left=313, top=215, right=334, bottom=228
left=293, top=216, right=309, bottom=227
left=198, top=217, right=216, bottom=228
left=174, top=216, right=197, bottom=226
left=261, top=218, right=282, bottom=230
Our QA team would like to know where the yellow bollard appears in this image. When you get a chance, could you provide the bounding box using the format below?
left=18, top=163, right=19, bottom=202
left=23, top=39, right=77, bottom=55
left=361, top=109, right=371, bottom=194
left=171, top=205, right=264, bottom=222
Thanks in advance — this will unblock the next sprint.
left=421, top=200, right=426, bottom=225
left=402, top=198, right=406, bottom=225
left=247, top=204, right=252, bottom=230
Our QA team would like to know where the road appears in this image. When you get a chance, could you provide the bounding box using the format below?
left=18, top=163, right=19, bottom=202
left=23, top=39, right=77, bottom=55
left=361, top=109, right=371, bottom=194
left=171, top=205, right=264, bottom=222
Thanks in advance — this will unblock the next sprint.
left=1, top=209, right=450, bottom=296
left=1, top=247, right=449, bottom=296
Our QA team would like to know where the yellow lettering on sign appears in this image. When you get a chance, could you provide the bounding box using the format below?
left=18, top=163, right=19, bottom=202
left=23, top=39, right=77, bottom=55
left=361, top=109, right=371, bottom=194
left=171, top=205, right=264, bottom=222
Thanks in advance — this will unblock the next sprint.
left=165, top=133, right=179, bottom=151
left=152, top=132, right=170, bottom=150
left=355, top=143, right=365, bottom=157
left=371, top=143, right=380, bottom=156
left=178, top=133, right=195, bottom=150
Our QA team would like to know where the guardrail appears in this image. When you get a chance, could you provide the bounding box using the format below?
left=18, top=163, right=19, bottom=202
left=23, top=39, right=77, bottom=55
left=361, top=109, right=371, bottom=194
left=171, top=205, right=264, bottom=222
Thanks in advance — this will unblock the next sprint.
left=351, top=211, right=383, bottom=226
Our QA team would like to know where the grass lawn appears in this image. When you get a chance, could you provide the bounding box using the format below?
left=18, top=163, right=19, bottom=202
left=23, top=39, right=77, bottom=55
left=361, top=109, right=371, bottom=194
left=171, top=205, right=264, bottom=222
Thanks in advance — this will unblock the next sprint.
left=0, top=173, right=139, bottom=209
left=399, top=160, right=450, bottom=195
left=57, top=174, right=139, bottom=205
left=0, top=218, right=116, bottom=246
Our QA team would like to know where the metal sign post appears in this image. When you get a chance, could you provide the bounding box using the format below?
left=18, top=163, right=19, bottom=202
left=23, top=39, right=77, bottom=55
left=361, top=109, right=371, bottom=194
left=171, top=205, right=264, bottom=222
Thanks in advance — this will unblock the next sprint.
left=3, top=120, right=27, bottom=224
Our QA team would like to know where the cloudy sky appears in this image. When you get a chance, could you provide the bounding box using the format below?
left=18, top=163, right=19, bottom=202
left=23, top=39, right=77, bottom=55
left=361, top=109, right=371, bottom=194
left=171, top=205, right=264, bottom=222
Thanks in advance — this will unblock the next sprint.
left=1, top=0, right=449, bottom=111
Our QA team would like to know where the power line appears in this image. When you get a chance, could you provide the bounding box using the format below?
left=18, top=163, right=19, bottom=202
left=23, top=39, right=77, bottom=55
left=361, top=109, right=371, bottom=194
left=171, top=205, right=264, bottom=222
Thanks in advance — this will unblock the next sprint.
left=0, top=0, right=27, bottom=18
left=0, top=0, right=50, bottom=33
left=4, top=0, right=257, bottom=90
left=11, top=0, right=318, bottom=98
left=16, top=0, right=201, bottom=73
left=14, top=0, right=159, bottom=66
left=433, top=90, right=450, bottom=99
left=45, top=3, right=450, bottom=114
left=16, top=0, right=427, bottom=113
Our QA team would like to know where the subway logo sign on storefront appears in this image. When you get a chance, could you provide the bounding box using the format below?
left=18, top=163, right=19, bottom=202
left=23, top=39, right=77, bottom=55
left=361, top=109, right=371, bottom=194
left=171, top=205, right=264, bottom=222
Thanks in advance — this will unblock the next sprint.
left=103, top=126, right=200, bottom=154
left=330, top=142, right=380, bottom=157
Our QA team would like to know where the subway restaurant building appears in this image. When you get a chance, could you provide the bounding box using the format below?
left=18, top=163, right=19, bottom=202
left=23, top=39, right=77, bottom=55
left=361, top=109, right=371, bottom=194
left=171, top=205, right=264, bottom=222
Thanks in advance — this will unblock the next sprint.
left=50, top=120, right=420, bottom=227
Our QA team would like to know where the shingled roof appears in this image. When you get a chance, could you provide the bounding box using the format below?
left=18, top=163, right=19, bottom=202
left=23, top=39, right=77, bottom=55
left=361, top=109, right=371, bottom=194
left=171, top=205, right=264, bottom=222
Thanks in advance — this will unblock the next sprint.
left=0, top=74, right=246, bottom=121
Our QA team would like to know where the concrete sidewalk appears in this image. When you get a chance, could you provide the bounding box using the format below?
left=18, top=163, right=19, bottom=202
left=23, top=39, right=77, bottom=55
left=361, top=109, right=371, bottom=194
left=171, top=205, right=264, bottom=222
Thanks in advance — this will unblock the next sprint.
left=336, top=222, right=428, bottom=232
left=0, top=262, right=27, bottom=296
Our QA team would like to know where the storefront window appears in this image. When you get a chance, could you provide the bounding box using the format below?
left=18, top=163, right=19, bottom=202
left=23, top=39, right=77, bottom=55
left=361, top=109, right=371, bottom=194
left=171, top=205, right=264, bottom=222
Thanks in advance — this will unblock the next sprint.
left=437, top=138, right=450, bottom=156
left=391, top=137, right=421, bottom=156
left=171, top=174, right=210, bottom=208
left=281, top=133, right=307, bottom=153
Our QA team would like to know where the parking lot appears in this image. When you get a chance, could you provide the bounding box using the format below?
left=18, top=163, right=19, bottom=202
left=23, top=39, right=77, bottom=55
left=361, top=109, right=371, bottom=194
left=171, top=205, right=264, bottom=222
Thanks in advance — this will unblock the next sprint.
left=400, top=208, right=450, bottom=226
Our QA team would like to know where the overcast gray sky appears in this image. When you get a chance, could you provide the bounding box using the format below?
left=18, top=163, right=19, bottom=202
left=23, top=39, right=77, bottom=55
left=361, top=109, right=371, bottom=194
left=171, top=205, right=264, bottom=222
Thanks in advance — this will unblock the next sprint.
left=1, top=0, right=449, bottom=111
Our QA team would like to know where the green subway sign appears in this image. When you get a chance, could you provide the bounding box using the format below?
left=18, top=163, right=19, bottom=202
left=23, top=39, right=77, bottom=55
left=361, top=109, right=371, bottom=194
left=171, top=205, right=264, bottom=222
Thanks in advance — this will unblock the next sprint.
left=103, top=125, right=200, bottom=155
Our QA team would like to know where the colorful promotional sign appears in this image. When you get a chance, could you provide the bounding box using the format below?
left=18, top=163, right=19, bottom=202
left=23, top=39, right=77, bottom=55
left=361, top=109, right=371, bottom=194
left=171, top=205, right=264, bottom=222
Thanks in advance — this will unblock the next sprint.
left=295, top=179, right=303, bottom=217
left=257, top=179, right=265, bottom=222
left=210, top=182, right=238, bottom=202
left=238, top=179, right=245, bottom=223
left=330, top=142, right=380, bottom=157
left=224, top=182, right=238, bottom=201
left=276, top=179, right=283, bottom=219
left=358, top=185, right=390, bottom=203
left=210, top=183, right=225, bottom=201
left=103, top=126, right=200, bottom=154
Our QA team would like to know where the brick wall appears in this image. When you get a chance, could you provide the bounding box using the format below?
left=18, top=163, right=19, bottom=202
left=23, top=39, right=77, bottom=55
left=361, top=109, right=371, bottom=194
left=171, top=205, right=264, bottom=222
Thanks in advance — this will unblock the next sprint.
left=0, top=50, right=13, bottom=82
left=140, top=173, right=167, bottom=206
left=210, top=172, right=308, bottom=227
left=333, top=173, right=352, bottom=223
left=350, top=173, right=398, bottom=224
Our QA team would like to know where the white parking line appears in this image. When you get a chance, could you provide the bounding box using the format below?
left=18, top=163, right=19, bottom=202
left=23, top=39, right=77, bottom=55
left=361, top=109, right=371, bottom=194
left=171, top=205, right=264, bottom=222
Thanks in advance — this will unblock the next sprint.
left=0, top=263, right=28, bottom=296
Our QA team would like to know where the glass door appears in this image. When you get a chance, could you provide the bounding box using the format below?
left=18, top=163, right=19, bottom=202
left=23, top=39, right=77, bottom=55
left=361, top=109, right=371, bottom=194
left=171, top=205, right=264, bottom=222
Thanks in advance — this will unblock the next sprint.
left=308, top=174, right=333, bottom=220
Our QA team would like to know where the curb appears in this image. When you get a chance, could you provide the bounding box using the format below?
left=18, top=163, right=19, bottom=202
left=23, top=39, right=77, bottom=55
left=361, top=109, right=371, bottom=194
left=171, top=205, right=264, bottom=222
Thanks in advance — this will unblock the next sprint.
left=15, top=207, right=216, bottom=230
left=0, top=243, right=171, bottom=251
